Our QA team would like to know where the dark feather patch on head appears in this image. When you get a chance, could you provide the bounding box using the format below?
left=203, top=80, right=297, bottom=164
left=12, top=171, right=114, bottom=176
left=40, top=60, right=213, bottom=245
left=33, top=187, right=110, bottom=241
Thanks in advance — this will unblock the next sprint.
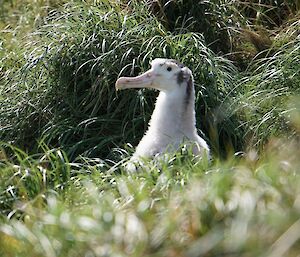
left=185, top=77, right=193, bottom=106
left=177, top=70, right=185, bottom=84
left=176, top=67, right=190, bottom=85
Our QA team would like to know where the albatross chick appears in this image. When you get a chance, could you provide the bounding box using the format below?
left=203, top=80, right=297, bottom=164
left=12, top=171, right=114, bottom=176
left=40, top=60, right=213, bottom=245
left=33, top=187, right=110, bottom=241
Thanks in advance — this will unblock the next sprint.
left=116, top=58, right=210, bottom=171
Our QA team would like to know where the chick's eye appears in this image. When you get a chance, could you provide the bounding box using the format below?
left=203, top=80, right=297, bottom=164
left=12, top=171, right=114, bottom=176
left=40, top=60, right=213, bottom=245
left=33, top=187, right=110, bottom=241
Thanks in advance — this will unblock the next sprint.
left=167, top=66, right=172, bottom=72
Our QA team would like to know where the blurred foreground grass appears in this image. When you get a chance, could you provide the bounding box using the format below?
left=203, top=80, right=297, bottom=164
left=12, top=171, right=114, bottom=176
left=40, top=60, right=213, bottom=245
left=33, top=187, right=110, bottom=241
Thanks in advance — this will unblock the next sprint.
left=0, top=137, right=300, bottom=256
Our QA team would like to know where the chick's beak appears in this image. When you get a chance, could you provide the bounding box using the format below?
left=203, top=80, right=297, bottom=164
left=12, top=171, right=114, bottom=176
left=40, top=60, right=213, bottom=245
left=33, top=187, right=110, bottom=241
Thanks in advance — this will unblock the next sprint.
left=115, top=70, right=154, bottom=90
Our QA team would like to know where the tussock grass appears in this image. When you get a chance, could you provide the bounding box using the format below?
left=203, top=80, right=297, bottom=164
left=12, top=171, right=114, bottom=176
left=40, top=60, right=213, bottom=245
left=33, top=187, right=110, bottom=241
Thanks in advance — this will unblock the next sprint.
left=1, top=1, right=299, bottom=158
left=0, top=143, right=72, bottom=217
left=231, top=24, right=300, bottom=148
left=147, top=0, right=241, bottom=54
left=0, top=1, right=241, bottom=159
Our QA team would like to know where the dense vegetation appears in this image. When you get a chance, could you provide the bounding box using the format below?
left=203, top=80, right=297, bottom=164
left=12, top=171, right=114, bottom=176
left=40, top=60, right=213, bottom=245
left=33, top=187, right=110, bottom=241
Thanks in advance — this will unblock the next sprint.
left=0, top=0, right=300, bottom=256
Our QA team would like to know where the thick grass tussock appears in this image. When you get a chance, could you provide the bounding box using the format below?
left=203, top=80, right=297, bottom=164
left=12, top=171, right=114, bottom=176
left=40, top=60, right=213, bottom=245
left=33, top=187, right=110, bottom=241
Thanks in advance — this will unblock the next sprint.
left=0, top=1, right=241, bottom=159
left=147, top=0, right=240, bottom=54
left=1, top=1, right=299, bottom=158
left=233, top=22, right=300, bottom=148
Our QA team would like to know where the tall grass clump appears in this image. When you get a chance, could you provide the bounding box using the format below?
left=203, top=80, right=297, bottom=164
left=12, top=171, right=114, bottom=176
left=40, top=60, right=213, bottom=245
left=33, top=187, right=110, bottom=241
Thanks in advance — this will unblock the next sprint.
left=0, top=0, right=65, bottom=73
left=0, top=1, right=241, bottom=159
left=237, top=0, right=299, bottom=27
left=146, top=0, right=242, bottom=54
left=0, top=143, right=73, bottom=217
left=230, top=21, right=300, bottom=148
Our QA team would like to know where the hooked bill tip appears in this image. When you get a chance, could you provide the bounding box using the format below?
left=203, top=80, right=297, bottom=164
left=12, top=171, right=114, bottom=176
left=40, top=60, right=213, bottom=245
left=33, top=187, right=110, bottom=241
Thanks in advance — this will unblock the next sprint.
left=115, top=77, right=126, bottom=91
